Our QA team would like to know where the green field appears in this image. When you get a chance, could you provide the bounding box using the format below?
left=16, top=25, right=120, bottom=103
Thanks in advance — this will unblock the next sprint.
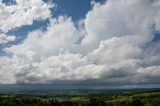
left=0, top=89, right=160, bottom=106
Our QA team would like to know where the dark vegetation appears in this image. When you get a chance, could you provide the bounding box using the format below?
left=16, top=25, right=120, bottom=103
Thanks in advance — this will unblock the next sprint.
left=0, top=89, right=160, bottom=106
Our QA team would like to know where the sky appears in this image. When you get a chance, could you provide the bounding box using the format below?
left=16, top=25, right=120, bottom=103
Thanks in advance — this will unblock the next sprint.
left=0, top=0, right=160, bottom=88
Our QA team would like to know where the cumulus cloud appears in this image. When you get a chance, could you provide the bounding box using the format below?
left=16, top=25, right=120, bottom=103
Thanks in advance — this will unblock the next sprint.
left=0, top=0, right=52, bottom=33
left=0, top=0, right=160, bottom=85
left=0, top=56, right=17, bottom=84
left=4, top=16, right=83, bottom=58
left=15, top=53, right=103, bottom=84
left=82, top=0, right=160, bottom=50
left=0, top=34, right=15, bottom=44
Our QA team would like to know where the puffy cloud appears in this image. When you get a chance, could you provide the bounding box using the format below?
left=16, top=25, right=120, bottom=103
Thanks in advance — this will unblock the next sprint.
left=4, top=16, right=83, bottom=59
left=15, top=53, right=103, bottom=84
left=0, top=0, right=52, bottom=33
left=82, top=0, right=160, bottom=51
left=0, top=56, right=17, bottom=84
left=0, top=34, right=15, bottom=44
left=135, top=66, right=160, bottom=84
left=2, top=16, right=103, bottom=84
left=87, top=36, right=142, bottom=64
left=0, top=0, right=160, bottom=86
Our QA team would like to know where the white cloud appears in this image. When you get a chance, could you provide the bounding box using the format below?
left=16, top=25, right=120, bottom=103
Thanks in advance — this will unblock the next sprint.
left=0, top=0, right=52, bottom=33
left=2, top=16, right=103, bottom=84
left=4, top=16, right=83, bottom=59
left=82, top=0, right=159, bottom=51
left=87, top=36, right=141, bottom=64
left=0, top=0, right=160, bottom=85
left=0, top=34, right=15, bottom=44
left=0, top=56, right=17, bottom=84
left=15, top=53, right=103, bottom=84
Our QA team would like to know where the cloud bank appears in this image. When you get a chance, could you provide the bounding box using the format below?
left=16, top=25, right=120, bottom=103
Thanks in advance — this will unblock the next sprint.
left=0, top=0, right=160, bottom=86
